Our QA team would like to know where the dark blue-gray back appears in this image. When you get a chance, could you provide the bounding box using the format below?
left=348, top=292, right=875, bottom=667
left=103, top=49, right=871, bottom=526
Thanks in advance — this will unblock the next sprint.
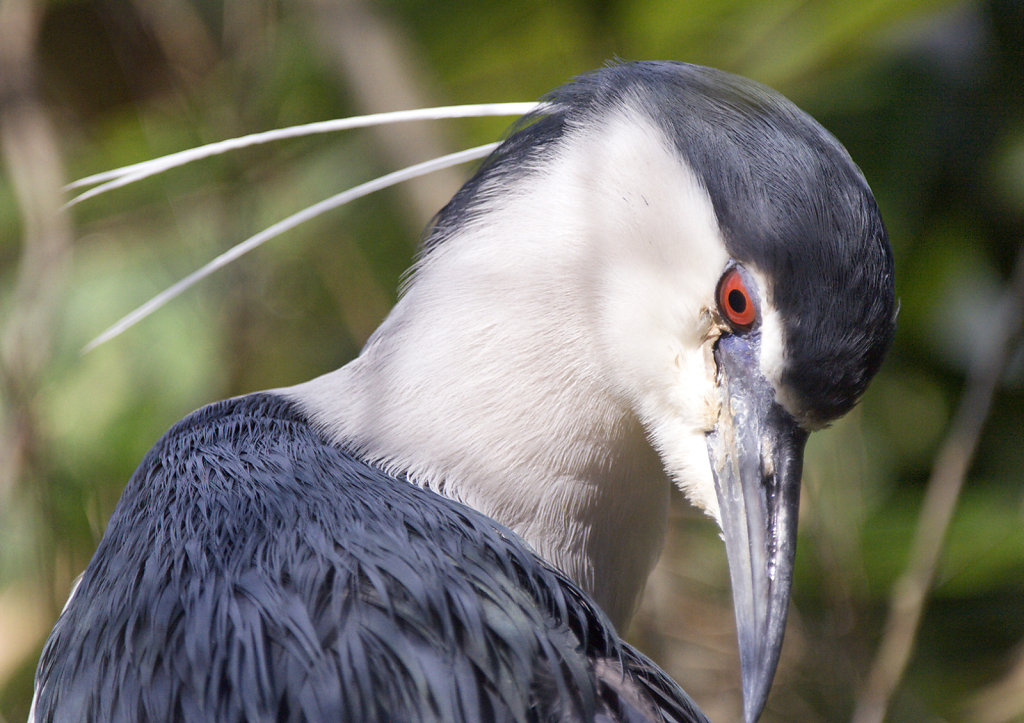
left=32, top=394, right=705, bottom=723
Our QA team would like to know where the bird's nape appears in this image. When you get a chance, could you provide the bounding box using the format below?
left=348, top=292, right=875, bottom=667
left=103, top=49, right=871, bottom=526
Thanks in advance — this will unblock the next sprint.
left=36, top=60, right=895, bottom=723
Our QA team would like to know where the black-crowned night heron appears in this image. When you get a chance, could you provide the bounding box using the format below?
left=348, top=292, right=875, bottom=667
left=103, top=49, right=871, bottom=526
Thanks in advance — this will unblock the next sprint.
left=32, top=61, right=895, bottom=723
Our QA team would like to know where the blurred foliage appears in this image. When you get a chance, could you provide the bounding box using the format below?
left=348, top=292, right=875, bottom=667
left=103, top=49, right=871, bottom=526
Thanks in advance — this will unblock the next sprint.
left=1, top=1, right=1023, bottom=721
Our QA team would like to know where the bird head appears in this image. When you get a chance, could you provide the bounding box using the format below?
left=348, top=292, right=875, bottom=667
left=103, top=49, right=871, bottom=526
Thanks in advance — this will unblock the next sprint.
left=417, top=61, right=896, bottom=722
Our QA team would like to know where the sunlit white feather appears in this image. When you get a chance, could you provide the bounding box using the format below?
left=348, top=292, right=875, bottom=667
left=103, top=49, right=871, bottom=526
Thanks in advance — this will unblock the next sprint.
left=67, top=103, right=539, bottom=204
left=286, top=104, right=757, bottom=627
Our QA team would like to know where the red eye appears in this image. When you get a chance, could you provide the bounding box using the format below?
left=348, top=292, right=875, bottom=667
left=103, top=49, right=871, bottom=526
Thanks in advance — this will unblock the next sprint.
left=717, top=268, right=756, bottom=330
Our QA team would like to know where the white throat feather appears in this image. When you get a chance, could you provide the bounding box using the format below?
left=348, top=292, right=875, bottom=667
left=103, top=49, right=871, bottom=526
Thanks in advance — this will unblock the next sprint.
left=286, top=104, right=732, bottom=628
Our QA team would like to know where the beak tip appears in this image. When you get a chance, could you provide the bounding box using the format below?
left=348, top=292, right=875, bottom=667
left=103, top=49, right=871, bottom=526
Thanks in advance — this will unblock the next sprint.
left=732, top=533, right=793, bottom=723
left=740, top=657, right=774, bottom=723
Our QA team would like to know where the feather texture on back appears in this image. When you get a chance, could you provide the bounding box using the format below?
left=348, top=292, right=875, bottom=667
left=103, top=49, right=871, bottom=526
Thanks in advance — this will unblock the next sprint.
left=33, top=393, right=706, bottom=723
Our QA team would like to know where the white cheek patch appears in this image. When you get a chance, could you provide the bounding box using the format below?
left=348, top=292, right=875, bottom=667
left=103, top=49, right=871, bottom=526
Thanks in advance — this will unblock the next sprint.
left=568, top=109, right=730, bottom=387
left=558, top=109, right=732, bottom=524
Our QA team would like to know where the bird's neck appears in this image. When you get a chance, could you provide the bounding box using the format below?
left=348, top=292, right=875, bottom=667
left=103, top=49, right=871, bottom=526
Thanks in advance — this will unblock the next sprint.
left=283, top=110, right=733, bottom=628
left=286, top=230, right=671, bottom=629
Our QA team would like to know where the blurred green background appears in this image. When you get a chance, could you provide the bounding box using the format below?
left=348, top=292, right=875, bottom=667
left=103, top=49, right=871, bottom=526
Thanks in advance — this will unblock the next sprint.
left=1, top=0, right=1022, bottom=721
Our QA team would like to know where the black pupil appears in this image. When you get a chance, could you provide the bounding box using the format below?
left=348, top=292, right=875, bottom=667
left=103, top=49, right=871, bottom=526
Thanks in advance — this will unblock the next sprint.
left=728, top=289, right=747, bottom=313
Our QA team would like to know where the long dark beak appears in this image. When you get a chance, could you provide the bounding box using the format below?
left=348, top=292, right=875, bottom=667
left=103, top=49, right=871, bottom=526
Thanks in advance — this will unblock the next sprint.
left=706, top=333, right=808, bottom=723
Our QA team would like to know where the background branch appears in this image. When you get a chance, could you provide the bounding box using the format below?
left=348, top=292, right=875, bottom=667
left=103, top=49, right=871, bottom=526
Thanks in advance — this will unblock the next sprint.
left=852, top=244, right=1024, bottom=723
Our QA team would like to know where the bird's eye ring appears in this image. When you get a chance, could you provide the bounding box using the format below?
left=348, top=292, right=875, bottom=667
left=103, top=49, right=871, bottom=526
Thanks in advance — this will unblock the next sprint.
left=717, top=267, right=757, bottom=331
